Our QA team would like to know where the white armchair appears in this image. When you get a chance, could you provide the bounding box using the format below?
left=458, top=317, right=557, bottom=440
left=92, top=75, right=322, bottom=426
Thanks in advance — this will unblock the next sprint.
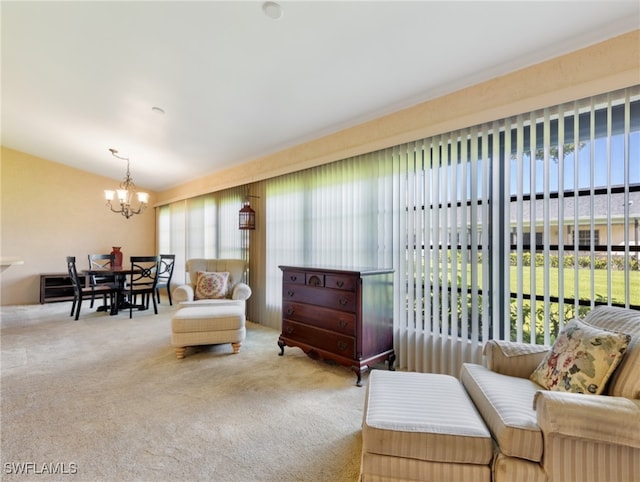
left=173, top=259, right=252, bottom=307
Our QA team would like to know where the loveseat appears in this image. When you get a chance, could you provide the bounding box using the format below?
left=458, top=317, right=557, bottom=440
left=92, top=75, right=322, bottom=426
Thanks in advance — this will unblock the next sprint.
left=361, top=306, right=640, bottom=482
left=173, top=258, right=252, bottom=308
left=461, top=305, right=640, bottom=482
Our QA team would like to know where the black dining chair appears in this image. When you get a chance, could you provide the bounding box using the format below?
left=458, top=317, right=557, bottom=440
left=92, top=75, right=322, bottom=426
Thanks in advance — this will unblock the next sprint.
left=87, top=254, right=118, bottom=308
left=155, top=254, right=176, bottom=305
left=127, top=256, right=161, bottom=319
left=67, top=256, right=117, bottom=320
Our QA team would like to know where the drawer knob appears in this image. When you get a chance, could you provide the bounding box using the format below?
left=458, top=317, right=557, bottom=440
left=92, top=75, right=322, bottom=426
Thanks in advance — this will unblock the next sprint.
left=286, top=326, right=294, bottom=334
left=338, top=319, right=348, bottom=329
left=336, top=280, right=344, bottom=288
left=287, top=290, right=295, bottom=297
left=287, top=307, right=294, bottom=316
left=339, top=298, right=348, bottom=306
left=337, top=341, right=347, bottom=351
left=290, top=275, right=297, bottom=281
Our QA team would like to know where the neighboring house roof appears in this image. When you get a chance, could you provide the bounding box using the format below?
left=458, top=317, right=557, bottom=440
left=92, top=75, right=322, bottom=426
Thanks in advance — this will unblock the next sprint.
left=509, top=190, right=640, bottom=224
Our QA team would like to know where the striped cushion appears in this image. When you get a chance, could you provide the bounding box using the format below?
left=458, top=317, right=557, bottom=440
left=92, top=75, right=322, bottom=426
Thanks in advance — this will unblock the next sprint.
left=582, top=306, right=640, bottom=399
left=460, top=363, right=543, bottom=462
left=360, top=452, right=491, bottom=482
left=363, top=370, right=492, bottom=465
left=171, top=306, right=245, bottom=333
left=170, top=327, right=246, bottom=348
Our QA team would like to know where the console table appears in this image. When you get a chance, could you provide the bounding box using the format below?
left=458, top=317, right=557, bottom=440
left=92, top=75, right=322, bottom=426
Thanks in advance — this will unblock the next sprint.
left=278, top=265, right=395, bottom=386
left=40, top=272, right=88, bottom=304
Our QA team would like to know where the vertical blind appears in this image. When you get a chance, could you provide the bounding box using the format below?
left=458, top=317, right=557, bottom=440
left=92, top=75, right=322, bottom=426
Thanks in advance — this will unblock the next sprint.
left=158, top=86, right=639, bottom=376
left=262, top=86, right=639, bottom=376
left=156, top=188, right=245, bottom=286
left=263, top=152, right=395, bottom=329
left=508, top=89, right=640, bottom=346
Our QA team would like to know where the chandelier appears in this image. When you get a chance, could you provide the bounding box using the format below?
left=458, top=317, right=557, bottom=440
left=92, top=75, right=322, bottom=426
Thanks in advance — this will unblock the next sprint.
left=104, top=148, right=149, bottom=219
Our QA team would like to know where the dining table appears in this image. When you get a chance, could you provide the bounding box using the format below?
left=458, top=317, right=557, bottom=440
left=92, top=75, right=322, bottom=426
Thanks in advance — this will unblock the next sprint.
left=83, top=265, right=145, bottom=315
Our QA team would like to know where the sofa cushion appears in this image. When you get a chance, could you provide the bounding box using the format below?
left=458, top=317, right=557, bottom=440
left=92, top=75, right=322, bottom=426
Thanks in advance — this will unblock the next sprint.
left=171, top=305, right=245, bottom=333
left=529, top=317, right=630, bottom=395
left=483, top=340, right=550, bottom=378
left=581, top=306, right=640, bottom=399
left=460, top=363, right=543, bottom=462
left=194, top=271, right=229, bottom=300
left=363, top=370, right=493, bottom=465
left=360, top=452, right=492, bottom=482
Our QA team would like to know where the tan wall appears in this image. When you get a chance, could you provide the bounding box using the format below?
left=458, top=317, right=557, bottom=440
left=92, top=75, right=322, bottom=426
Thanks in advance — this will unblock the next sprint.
left=156, top=30, right=640, bottom=205
left=0, top=147, right=157, bottom=305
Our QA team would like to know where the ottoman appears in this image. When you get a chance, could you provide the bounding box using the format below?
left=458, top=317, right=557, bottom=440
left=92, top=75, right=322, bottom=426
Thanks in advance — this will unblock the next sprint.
left=360, top=370, right=493, bottom=482
left=171, top=305, right=246, bottom=359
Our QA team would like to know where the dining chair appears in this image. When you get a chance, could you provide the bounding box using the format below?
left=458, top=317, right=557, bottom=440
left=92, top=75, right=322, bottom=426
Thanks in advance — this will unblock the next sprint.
left=67, top=256, right=117, bottom=320
left=127, top=256, right=161, bottom=319
left=155, top=254, right=176, bottom=305
left=87, top=254, right=117, bottom=308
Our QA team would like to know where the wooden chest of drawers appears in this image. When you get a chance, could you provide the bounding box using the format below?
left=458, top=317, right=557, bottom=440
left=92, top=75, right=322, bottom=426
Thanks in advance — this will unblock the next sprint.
left=278, top=266, right=395, bottom=386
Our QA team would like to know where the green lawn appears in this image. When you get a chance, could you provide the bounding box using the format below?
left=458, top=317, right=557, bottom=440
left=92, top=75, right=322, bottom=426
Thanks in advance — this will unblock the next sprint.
left=449, top=264, right=639, bottom=343
left=504, top=266, right=639, bottom=342
left=425, top=261, right=638, bottom=342
left=509, top=266, right=640, bottom=306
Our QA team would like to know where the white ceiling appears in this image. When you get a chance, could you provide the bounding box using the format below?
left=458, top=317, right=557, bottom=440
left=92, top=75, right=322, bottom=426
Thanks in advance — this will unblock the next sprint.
left=2, top=1, right=639, bottom=192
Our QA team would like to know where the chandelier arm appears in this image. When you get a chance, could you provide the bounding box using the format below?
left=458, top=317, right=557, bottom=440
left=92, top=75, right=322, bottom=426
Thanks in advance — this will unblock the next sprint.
left=107, top=201, right=127, bottom=215
left=106, top=200, right=146, bottom=218
left=106, top=200, right=119, bottom=213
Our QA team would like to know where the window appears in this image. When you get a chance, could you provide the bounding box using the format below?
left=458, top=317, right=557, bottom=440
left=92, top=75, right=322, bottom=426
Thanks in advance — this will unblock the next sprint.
left=507, top=90, right=640, bottom=346
left=522, top=231, right=543, bottom=247
left=160, top=86, right=639, bottom=377
left=261, top=87, right=640, bottom=375
left=156, top=188, right=246, bottom=286
left=578, top=229, right=599, bottom=246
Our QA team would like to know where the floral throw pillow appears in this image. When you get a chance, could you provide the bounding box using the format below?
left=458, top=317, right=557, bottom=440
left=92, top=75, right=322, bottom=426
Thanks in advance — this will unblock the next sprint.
left=529, top=318, right=631, bottom=395
left=194, top=271, right=229, bottom=300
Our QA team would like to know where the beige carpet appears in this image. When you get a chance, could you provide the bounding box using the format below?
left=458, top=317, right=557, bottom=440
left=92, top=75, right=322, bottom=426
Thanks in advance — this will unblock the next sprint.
left=1, top=301, right=368, bottom=481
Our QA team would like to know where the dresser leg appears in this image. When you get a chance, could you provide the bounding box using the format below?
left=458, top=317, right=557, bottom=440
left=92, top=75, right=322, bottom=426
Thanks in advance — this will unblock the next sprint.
left=353, top=365, right=369, bottom=387
left=277, top=339, right=285, bottom=356
left=388, top=353, right=396, bottom=371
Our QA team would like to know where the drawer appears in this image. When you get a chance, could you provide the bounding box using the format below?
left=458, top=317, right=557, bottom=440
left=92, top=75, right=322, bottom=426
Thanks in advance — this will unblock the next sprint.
left=282, top=284, right=356, bottom=312
left=282, top=320, right=355, bottom=358
left=282, top=270, right=306, bottom=285
left=283, top=301, right=356, bottom=336
left=325, top=274, right=357, bottom=291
